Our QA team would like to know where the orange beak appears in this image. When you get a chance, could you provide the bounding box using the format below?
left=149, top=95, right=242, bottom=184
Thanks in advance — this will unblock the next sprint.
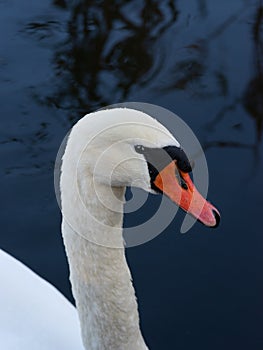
left=153, top=161, right=220, bottom=227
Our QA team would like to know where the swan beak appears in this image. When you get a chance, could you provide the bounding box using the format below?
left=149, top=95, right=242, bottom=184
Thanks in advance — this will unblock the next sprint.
left=153, top=161, right=220, bottom=227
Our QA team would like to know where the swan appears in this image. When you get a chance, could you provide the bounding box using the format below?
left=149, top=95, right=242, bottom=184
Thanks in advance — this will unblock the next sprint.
left=0, top=107, right=220, bottom=350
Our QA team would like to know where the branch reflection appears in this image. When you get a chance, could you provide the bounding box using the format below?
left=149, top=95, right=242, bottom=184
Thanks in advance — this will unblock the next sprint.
left=204, top=3, right=263, bottom=152
left=243, top=4, right=263, bottom=145
left=49, top=0, right=178, bottom=123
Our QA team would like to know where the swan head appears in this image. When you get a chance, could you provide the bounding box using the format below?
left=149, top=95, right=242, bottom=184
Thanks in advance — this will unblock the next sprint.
left=64, top=107, right=220, bottom=228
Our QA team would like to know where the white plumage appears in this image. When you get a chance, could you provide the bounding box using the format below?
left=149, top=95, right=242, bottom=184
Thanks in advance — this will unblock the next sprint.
left=0, top=249, right=83, bottom=350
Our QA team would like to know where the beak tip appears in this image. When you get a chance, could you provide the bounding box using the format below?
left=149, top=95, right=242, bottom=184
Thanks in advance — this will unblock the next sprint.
left=211, top=209, right=220, bottom=228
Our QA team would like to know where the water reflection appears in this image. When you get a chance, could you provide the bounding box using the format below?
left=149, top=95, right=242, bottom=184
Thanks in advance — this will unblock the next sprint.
left=159, top=5, right=244, bottom=96
left=197, top=0, right=208, bottom=18
left=243, top=4, right=263, bottom=145
left=23, top=0, right=263, bottom=153
left=204, top=3, right=263, bottom=152
left=46, top=0, right=179, bottom=122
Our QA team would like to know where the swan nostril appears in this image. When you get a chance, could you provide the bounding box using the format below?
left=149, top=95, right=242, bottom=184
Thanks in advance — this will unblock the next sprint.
left=180, top=178, right=188, bottom=190
left=212, top=209, right=220, bottom=228
left=175, top=169, right=188, bottom=190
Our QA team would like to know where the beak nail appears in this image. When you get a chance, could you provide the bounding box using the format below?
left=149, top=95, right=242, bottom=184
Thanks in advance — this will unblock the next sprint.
left=212, top=209, right=220, bottom=228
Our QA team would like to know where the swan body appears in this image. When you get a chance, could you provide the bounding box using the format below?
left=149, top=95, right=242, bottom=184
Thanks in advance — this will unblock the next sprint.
left=0, top=107, right=220, bottom=350
left=0, top=249, right=83, bottom=350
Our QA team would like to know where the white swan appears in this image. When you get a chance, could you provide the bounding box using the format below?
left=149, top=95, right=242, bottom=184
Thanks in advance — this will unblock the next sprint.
left=0, top=107, right=220, bottom=350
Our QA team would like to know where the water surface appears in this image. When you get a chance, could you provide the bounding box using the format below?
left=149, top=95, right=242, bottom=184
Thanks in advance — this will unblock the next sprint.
left=0, top=1, right=263, bottom=349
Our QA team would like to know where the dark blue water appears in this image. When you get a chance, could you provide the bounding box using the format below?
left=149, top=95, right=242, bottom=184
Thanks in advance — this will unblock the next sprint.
left=1, top=1, right=263, bottom=349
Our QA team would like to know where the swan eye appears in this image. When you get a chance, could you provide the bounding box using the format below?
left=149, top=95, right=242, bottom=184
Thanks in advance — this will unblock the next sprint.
left=134, top=145, right=145, bottom=154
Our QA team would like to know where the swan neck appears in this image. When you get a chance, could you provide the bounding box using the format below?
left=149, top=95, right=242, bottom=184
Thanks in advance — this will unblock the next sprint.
left=61, top=178, right=148, bottom=350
